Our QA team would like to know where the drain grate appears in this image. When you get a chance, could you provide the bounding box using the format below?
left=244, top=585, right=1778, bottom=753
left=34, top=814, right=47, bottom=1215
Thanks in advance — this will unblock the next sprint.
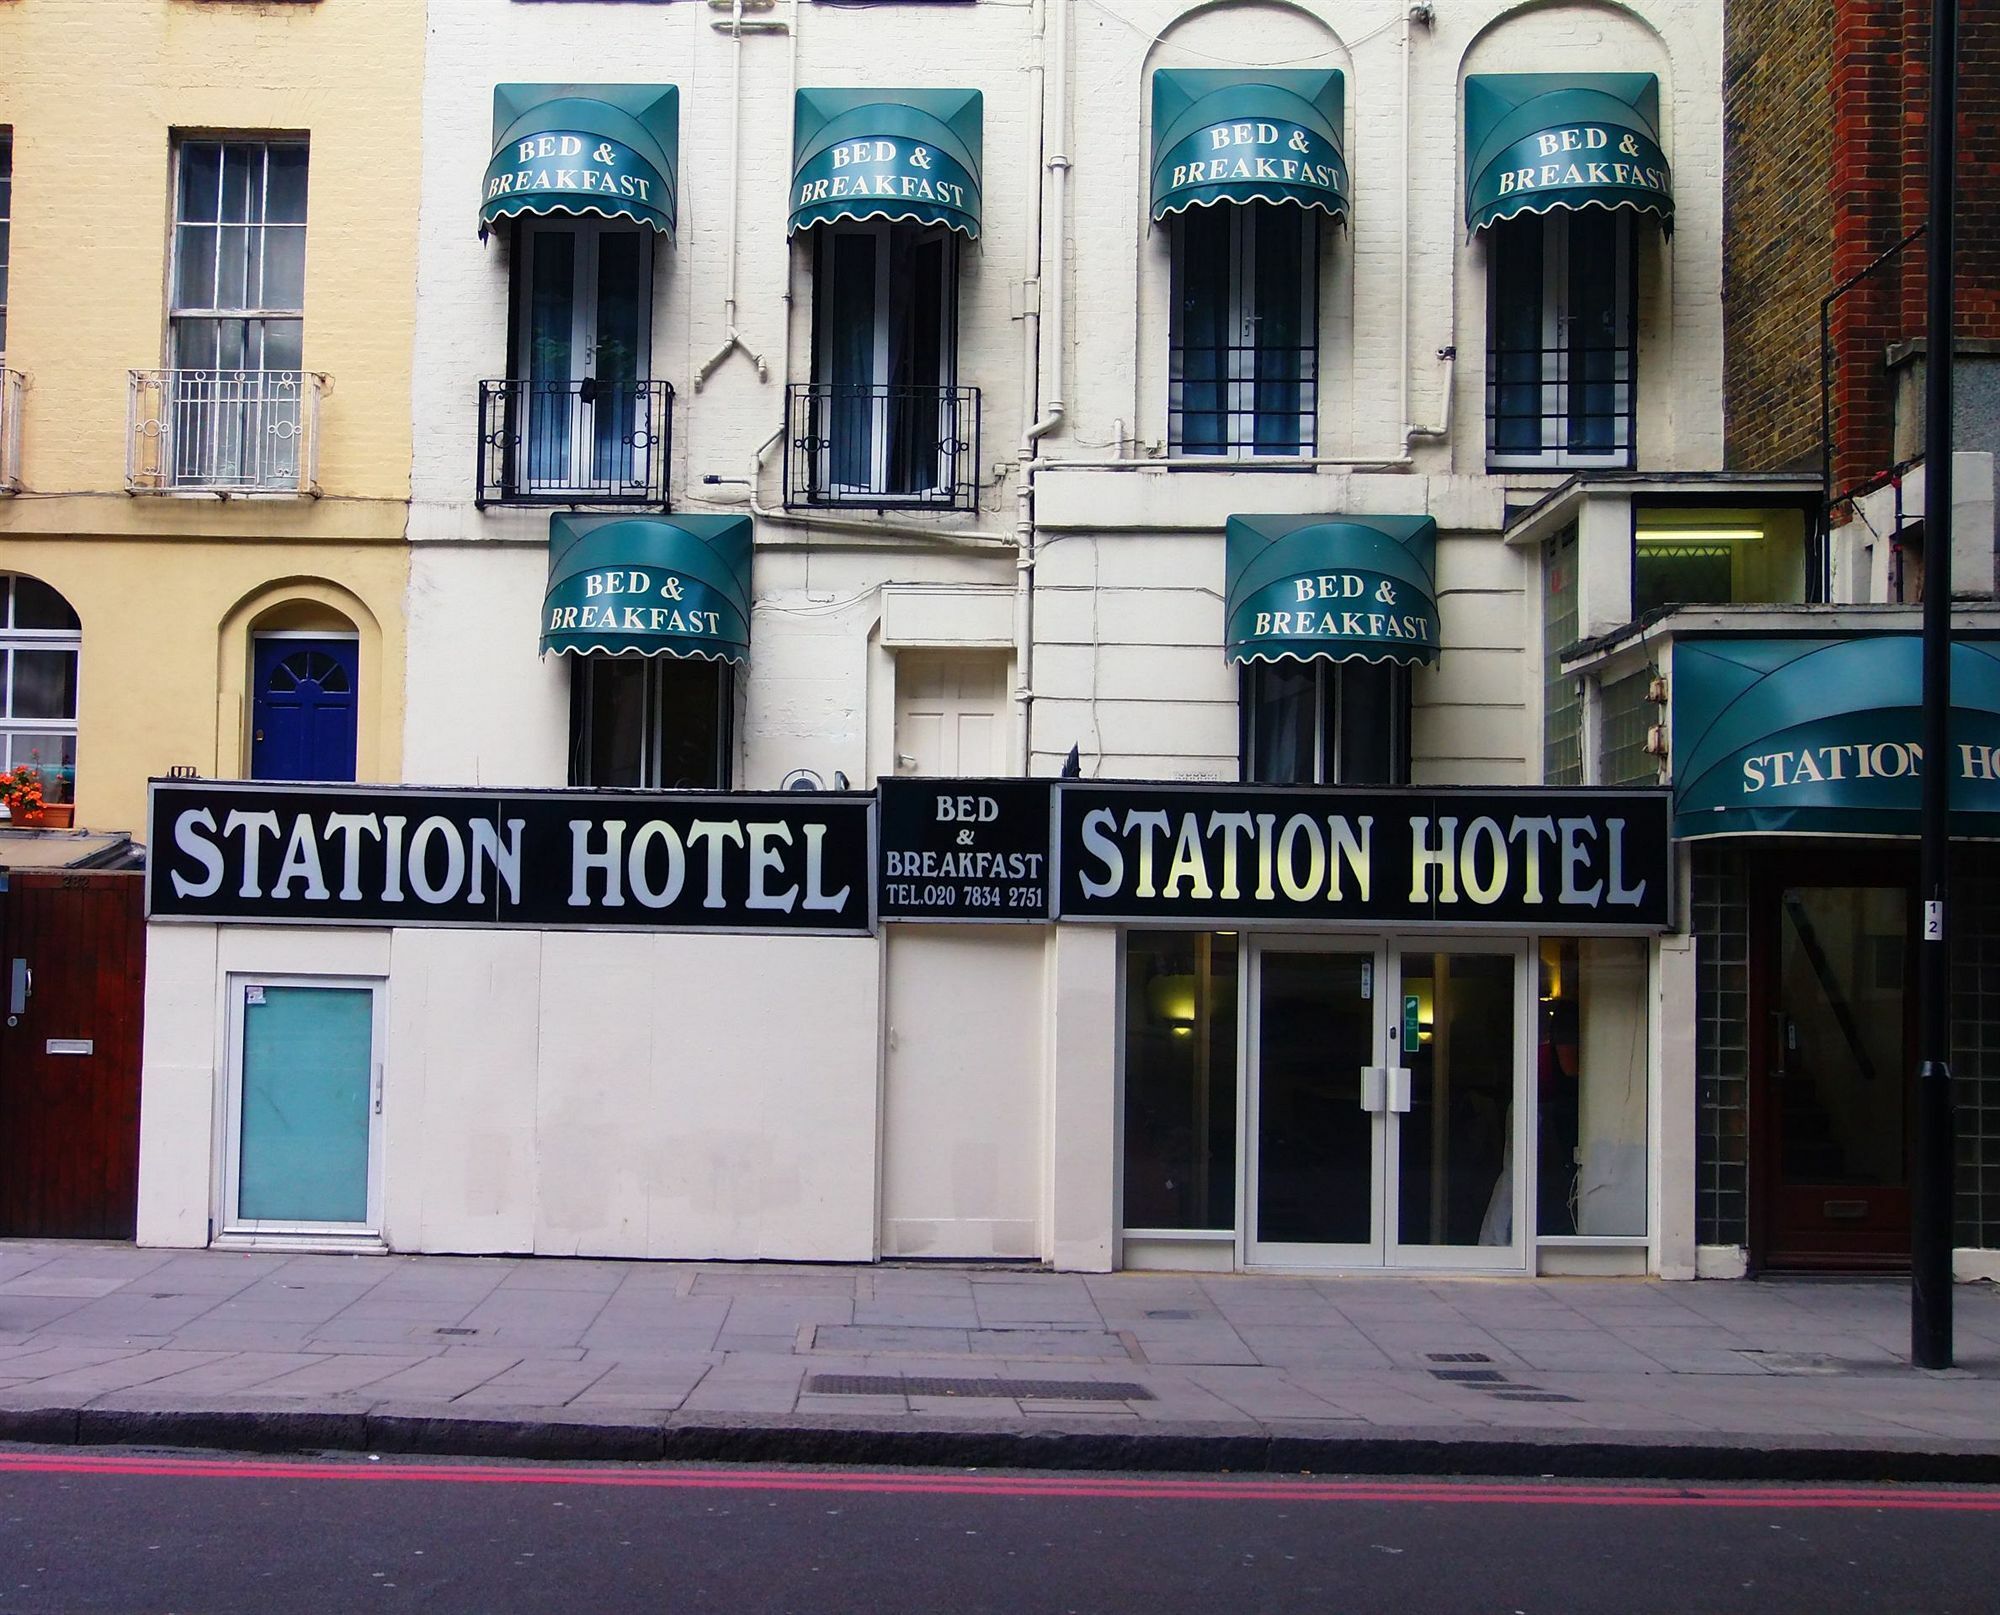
left=1426, top=1352, right=1492, bottom=1364
left=1145, top=1309, right=1196, bottom=1320
left=1428, top=1368, right=1506, bottom=1384
left=1491, top=1390, right=1580, bottom=1403
left=434, top=1326, right=479, bottom=1337
left=807, top=1374, right=1153, bottom=1402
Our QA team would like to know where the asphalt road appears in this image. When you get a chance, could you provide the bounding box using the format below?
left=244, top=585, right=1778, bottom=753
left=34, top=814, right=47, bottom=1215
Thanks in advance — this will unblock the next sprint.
left=0, top=1450, right=1995, bottom=1613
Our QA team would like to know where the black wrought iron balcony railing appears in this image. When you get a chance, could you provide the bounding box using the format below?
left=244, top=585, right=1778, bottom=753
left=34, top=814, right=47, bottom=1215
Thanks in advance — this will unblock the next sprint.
left=477, top=378, right=673, bottom=508
left=784, top=383, right=980, bottom=512
left=1485, top=340, right=1636, bottom=468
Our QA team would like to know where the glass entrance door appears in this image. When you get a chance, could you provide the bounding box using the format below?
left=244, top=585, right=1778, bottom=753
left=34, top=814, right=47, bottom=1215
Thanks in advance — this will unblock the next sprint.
left=1763, top=882, right=1912, bottom=1268
left=1244, top=939, right=1527, bottom=1270
left=1245, top=941, right=1386, bottom=1265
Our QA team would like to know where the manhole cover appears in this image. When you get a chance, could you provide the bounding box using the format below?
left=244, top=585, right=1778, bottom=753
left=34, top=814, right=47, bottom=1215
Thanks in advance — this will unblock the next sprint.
left=1429, top=1368, right=1506, bottom=1383
left=807, top=1374, right=1153, bottom=1402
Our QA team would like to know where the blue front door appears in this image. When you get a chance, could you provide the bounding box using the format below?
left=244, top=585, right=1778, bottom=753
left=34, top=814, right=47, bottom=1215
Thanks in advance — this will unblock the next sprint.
left=251, top=637, right=358, bottom=781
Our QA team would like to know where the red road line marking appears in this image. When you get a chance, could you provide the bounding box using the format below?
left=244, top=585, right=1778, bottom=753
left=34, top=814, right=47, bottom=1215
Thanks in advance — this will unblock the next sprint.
left=0, top=1452, right=1995, bottom=1511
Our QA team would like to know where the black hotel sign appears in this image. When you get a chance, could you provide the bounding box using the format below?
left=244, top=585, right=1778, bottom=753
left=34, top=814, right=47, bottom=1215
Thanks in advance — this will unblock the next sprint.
left=148, top=780, right=1671, bottom=935
left=1053, top=784, right=1671, bottom=930
left=148, top=781, right=874, bottom=935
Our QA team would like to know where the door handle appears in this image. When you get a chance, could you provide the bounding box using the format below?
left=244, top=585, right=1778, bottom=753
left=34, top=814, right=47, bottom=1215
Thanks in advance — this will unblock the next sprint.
left=9, top=958, right=31, bottom=1017
left=1360, top=1066, right=1387, bottom=1113
left=372, top=1061, right=384, bottom=1117
left=1388, top=1067, right=1413, bottom=1114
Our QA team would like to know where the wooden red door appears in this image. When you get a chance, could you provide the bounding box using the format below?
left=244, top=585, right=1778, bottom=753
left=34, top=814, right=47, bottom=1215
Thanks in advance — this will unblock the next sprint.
left=0, top=872, right=146, bottom=1238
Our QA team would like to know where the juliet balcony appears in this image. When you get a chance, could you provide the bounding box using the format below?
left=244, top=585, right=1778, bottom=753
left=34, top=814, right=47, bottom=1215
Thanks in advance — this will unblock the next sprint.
left=476, top=378, right=674, bottom=509
left=784, top=383, right=981, bottom=513
left=127, top=369, right=328, bottom=496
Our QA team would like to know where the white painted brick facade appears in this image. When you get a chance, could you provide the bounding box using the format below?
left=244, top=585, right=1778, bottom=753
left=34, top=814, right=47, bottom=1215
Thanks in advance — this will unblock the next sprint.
left=406, top=0, right=1725, bottom=796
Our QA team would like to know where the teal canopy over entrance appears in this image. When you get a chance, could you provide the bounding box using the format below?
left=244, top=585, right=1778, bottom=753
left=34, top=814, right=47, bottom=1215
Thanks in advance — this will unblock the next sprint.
left=1671, top=636, right=2000, bottom=838
left=1463, top=73, right=1672, bottom=234
left=1224, top=515, right=1440, bottom=667
left=481, top=84, right=679, bottom=236
left=1149, top=69, right=1349, bottom=222
left=788, top=89, right=982, bottom=237
left=541, top=514, right=752, bottom=662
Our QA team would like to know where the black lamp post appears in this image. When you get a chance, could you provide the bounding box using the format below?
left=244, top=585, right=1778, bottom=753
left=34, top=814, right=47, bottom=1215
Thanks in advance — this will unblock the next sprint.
left=1912, top=0, right=1959, bottom=1371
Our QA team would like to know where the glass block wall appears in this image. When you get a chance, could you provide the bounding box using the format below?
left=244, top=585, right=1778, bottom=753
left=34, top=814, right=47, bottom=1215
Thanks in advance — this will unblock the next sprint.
left=1693, top=843, right=1751, bottom=1247
left=1953, top=845, right=2000, bottom=1249
left=1542, top=525, right=1581, bottom=785
left=1598, top=665, right=1660, bottom=787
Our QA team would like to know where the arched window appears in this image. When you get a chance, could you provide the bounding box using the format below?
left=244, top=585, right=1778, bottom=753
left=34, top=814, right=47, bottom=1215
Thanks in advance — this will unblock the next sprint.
left=0, top=575, right=81, bottom=805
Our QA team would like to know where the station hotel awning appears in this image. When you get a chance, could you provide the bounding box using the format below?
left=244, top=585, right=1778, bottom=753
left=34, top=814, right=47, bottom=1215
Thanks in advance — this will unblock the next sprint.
left=1671, top=635, right=2000, bottom=838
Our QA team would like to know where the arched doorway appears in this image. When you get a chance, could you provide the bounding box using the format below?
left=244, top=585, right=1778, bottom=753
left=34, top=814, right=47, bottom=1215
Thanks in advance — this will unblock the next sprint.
left=248, top=599, right=359, bottom=782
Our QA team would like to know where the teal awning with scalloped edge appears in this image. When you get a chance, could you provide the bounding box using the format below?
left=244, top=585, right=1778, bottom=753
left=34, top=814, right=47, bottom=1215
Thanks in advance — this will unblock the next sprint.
left=789, top=89, right=982, bottom=237
left=541, top=514, right=752, bottom=662
left=1464, top=73, right=1671, bottom=234
left=481, top=84, right=679, bottom=236
left=1225, top=515, right=1440, bottom=668
left=1671, top=636, right=2000, bottom=838
left=1150, top=69, right=1349, bottom=223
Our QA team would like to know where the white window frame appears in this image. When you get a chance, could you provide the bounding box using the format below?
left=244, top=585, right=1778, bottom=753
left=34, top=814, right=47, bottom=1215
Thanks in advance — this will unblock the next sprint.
left=1487, top=210, right=1635, bottom=471
left=0, top=574, right=81, bottom=803
left=510, top=216, right=656, bottom=387
left=810, top=218, right=959, bottom=502
left=216, top=973, right=386, bottom=1248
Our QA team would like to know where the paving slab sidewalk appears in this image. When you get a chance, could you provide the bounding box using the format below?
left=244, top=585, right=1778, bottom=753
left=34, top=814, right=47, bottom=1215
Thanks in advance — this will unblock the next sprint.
left=1, top=1241, right=1997, bottom=1479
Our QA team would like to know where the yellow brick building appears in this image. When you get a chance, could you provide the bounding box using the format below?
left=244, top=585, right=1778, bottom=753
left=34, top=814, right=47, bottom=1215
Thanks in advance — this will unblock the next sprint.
left=0, top=0, right=420, bottom=834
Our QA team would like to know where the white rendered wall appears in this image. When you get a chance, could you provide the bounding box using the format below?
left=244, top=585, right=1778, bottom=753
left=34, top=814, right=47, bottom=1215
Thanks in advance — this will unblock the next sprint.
left=881, top=925, right=1048, bottom=1257
left=382, top=928, right=882, bottom=1259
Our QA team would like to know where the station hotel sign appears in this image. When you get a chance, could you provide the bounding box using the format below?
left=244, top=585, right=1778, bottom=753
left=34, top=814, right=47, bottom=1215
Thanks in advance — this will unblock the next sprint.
left=150, top=780, right=1672, bottom=933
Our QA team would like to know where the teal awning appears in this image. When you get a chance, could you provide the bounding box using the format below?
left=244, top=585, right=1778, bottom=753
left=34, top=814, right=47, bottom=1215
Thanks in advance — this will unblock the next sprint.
left=789, top=89, right=982, bottom=237
left=1150, top=69, right=1349, bottom=223
left=1464, top=73, right=1671, bottom=234
left=481, top=84, right=679, bottom=236
left=541, top=514, right=752, bottom=662
left=1224, top=515, right=1440, bottom=667
left=1671, top=636, right=2000, bottom=838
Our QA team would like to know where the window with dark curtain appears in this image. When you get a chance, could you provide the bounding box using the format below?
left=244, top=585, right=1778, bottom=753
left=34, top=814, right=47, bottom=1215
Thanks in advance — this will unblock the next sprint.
left=1240, top=660, right=1410, bottom=786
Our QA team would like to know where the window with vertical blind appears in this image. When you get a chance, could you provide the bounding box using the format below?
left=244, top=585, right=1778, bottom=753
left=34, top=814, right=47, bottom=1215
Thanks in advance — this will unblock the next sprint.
left=1169, top=200, right=1319, bottom=456
left=1542, top=525, right=1582, bottom=785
